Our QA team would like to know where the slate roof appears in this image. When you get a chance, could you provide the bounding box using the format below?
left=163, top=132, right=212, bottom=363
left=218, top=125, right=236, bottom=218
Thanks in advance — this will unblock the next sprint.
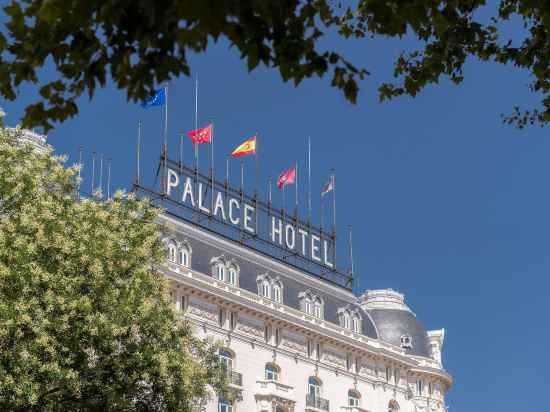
left=165, top=216, right=434, bottom=358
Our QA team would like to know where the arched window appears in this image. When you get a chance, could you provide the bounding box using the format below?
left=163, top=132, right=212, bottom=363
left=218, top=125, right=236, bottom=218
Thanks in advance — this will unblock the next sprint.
left=262, top=280, right=271, bottom=298
left=227, top=267, right=237, bottom=285
left=272, top=282, right=282, bottom=303
left=389, top=400, right=400, bottom=412
left=178, top=247, right=189, bottom=267
left=308, top=376, right=322, bottom=399
left=343, top=311, right=351, bottom=329
left=352, top=315, right=361, bottom=333
left=167, top=242, right=177, bottom=263
left=219, top=349, right=233, bottom=373
left=216, top=264, right=225, bottom=282
left=313, top=297, right=323, bottom=319
left=265, top=363, right=280, bottom=381
left=218, top=397, right=233, bottom=412
left=305, top=297, right=313, bottom=315
left=348, top=389, right=360, bottom=407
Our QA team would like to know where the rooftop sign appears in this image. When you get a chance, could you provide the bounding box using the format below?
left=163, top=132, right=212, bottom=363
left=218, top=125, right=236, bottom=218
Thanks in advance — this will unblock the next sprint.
left=134, top=156, right=353, bottom=290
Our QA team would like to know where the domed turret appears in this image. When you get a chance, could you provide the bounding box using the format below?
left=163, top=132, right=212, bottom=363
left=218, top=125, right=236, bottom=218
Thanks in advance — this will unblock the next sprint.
left=359, top=289, right=432, bottom=358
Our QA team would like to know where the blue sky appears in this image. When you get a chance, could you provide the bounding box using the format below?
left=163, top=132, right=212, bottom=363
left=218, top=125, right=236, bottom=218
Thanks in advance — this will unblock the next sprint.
left=2, top=15, right=548, bottom=412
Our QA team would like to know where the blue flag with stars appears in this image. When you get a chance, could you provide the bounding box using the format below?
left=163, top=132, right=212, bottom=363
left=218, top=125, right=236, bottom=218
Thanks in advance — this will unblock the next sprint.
left=141, top=88, right=166, bottom=108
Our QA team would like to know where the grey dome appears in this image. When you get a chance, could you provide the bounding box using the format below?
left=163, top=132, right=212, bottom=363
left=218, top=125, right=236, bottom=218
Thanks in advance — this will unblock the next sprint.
left=359, top=289, right=432, bottom=358
left=367, top=308, right=431, bottom=357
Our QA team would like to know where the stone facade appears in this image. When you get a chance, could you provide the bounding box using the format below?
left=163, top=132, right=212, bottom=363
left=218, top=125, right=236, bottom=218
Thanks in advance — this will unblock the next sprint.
left=160, top=214, right=452, bottom=412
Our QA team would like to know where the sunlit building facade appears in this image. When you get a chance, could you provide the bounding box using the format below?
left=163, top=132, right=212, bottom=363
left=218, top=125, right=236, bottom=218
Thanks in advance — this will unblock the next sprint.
left=160, top=214, right=452, bottom=412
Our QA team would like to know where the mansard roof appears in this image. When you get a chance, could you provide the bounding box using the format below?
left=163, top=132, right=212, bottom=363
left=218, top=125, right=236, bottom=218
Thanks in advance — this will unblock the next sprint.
left=160, top=214, right=435, bottom=358
left=160, top=214, right=378, bottom=340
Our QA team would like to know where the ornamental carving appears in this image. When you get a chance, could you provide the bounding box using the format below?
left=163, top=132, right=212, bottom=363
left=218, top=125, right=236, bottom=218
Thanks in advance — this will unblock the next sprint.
left=281, top=331, right=307, bottom=354
left=236, top=315, right=264, bottom=338
left=322, top=345, right=346, bottom=367
left=188, top=297, right=218, bottom=323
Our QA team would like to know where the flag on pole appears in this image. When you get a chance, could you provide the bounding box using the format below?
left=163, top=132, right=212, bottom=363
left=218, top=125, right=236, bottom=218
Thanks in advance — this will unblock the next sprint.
left=277, top=166, right=296, bottom=189
left=231, top=136, right=257, bottom=157
left=321, top=175, right=334, bottom=197
left=187, top=123, right=213, bottom=144
left=141, top=88, right=166, bottom=108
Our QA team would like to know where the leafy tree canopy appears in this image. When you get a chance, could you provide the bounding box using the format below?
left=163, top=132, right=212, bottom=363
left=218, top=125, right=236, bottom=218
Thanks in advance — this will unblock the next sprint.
left=0, top=0, right=548, bottom=129
left=0, top=127, right=223, bottom=411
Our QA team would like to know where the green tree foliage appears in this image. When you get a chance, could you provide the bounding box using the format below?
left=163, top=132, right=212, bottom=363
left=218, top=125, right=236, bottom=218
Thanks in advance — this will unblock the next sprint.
left=0, top=127, right=224, bottom=411
left=0, top=1, right=548, bottom=129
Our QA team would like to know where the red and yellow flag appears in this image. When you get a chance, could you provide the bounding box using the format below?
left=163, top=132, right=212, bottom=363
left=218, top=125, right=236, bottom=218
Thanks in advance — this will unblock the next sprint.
left=231, top=136, right=257, bottom=158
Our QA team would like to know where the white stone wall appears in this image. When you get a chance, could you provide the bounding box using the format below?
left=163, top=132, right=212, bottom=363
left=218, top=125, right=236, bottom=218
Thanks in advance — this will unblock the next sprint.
left=167, top=277, right=451, bottom=412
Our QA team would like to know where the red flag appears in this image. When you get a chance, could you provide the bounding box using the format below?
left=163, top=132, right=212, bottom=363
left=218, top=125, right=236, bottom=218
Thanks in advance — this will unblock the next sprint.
left=277, top=167, right=296, bottom=189
left=187, top=124, right=213, bottom=144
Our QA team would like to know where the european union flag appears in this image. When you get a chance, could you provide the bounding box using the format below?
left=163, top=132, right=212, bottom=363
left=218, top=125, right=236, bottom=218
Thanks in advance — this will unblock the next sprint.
left=141, top=88, right=166, bottom=108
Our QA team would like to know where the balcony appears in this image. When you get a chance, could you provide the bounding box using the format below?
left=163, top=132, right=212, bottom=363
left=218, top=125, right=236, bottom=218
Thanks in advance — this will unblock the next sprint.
left=256, top=379, right=294, bottom=401
left=340, top=407, right=370, bottom=412
left=306, top=394, right=329, bottom=411
left=226, top=369, right=243, bottom=387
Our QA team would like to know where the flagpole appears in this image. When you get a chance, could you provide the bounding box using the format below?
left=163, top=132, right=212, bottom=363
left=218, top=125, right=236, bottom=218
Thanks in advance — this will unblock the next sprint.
left=307, top=137, right=311, bottom=224
left=225, top=156, right=229, bottom=187
left=107, top=157, right=112, bottom=198
left=348, top=224, right=355, bottom=290
left=77, top=145, right=83, bottom=199
left=211, top=120, right=215, bottom=215
left=136, top=120, right=142, bottom=185
left=240, top=160, right=244, bottom=194
left=91, top=151, right=96, bottom=194
left=295, top=161, right=298, bottom=218
left=99, top=153, right=104, bottom=198
left=255, top=132, right=259, bottom=236
left=268, top=176, right=272, bottom=204
left=332, top=170, right=336, bottom=268
left=194, top=76, right=199, bottom=212
left=164, top=84, right=169, bottom=195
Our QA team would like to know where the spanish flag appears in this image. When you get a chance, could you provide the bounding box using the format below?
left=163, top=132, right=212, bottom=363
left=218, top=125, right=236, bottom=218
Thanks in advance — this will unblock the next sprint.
left=231, top=136, right=257, bottom=158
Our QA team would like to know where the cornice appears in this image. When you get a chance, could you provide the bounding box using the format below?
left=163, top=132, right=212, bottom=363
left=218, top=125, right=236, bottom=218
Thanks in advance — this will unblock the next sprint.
left=163, top=264, right=452, bottom=387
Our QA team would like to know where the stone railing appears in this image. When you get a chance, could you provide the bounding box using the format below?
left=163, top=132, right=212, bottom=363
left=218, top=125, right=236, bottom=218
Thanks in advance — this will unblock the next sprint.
left=306, top=394, right=329, bottom=411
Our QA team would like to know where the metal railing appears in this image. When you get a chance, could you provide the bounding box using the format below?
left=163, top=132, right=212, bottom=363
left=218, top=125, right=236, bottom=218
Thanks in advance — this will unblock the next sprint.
left=306, top=394, right=329, bottom=411
left=221, top=368, right=243, bottom=387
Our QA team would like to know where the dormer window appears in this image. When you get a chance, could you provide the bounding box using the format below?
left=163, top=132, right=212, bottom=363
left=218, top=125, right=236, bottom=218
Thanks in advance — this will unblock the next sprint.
left=352, top=315, right=361, bottom=333
left=262, top=280, right=270, bottom=298
left=256, top=274, right=284, bottom=303
left=305, top=298, right=312, bottom=315
left=299, top=291, right=323, bottom=319
left=228, top=267, right=237, bottom=285
left=216, top=264, right=225, bottom=281
left=313, top=297, right=322, bottom=318
left=343, top=312, right=351, bottom=329
left=272, top=281, right=282, bottom=303
left=338, top=307, right=362, bottom=332
left=178, top=247, right=189, bottom=267
left=167, top=242, right=177, bottom=263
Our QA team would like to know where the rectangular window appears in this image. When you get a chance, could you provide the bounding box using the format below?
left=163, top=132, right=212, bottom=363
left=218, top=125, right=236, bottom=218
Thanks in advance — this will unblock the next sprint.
left=395, top=368, right=400, bottom=385
left=218, top=308, right=225, bottom=328
left=316, top=343, right=321, bottom=360
left=264, top=325, right=271, bottom=343
left=417, top=380, right=423, bottom=396
left=346, top=354, right=352, bottom=370
left=428, top=382, right=433, bottom=396
left=386, top=367, right=391, bottom=382
left=180, top=295, right=187, bottom=312
left=275, top=328, right=281, bottom=346
left=355, top=357, right=361, bottom=374
left=230, top=312, right=237, bottom=329
left=307, top=340, right=312, bottom=357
